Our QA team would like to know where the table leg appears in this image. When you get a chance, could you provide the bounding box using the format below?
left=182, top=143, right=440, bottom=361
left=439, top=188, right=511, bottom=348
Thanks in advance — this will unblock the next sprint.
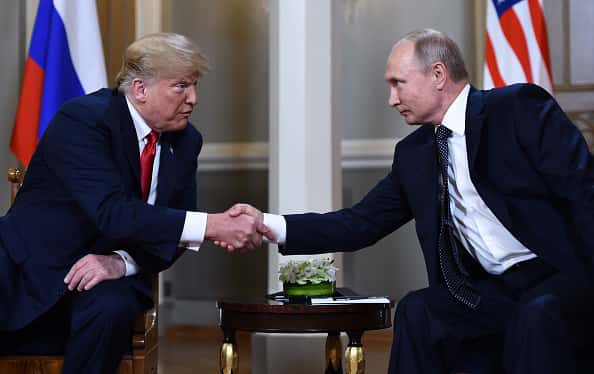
left=345, top=331, right=365, bottom=374
left=220, top=330, right=239, bottom=374
left=325, top=332, right=343, bottom=374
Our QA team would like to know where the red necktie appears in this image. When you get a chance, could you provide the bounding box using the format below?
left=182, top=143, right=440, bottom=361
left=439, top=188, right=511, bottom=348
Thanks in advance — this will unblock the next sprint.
left=140, top=130, right=159, bottom=201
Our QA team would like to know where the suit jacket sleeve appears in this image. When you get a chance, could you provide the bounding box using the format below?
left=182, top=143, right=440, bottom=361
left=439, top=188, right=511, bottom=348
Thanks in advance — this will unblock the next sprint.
left=281, top=145, right=413, bottom=255
left=513, top=84, right=594, bottom=260
left=125, top=152, right=200, bottom=273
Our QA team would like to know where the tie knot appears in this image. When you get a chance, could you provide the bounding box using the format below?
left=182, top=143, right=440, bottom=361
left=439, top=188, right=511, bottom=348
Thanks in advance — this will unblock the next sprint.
left=146, top=130, right=159, bottom=145
left=436, top=125, right=452, bottom=143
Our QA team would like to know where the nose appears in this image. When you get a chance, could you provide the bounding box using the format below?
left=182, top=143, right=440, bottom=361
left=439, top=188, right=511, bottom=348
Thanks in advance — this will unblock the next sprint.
left=388, top=87, right=399, bottom=107
left=186, top=86, right=198, bottom=106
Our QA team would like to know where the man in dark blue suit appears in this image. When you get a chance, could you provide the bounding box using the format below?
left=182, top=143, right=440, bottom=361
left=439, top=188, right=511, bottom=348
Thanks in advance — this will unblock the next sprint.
left=228, top=29, right=594, bottom=373
left=0, top=33, right=266, bottom=374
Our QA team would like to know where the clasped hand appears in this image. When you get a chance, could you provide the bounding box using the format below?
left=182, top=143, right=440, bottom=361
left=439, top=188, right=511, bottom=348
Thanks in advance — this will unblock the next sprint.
left=206, top=203, right=273, bottom=252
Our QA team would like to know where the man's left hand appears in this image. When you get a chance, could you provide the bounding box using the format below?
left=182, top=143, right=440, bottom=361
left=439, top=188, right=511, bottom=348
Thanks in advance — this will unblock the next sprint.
left=64, top=254, right=126, bottom=291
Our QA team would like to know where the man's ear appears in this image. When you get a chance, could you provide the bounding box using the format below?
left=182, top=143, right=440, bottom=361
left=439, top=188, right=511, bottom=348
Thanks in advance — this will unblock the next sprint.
left=130, top=78, right=148, bottom=102
left=432, top=62, right=447, bottom=90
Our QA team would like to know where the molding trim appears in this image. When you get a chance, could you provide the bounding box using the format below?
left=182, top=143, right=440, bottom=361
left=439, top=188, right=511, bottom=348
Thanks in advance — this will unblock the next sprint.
left=198, top=138, right=398, bottom=172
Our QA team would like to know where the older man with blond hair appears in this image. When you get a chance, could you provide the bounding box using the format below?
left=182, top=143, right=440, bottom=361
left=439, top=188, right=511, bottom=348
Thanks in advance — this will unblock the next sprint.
left=0, top=33, right=266, bottom=374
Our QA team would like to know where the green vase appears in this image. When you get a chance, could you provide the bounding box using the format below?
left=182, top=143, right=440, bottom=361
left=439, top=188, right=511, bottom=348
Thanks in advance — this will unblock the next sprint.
left=283, top=280, right=336, bottom=297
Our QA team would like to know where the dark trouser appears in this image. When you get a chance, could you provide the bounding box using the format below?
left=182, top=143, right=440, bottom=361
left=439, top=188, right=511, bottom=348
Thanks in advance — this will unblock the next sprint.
left=0, top=278, right=149, bottom=374
left=388, top=257, right=594, bottom=374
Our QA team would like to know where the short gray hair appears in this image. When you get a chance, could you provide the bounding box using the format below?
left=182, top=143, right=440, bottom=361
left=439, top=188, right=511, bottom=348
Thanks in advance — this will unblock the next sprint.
left=401, top=29, right=468, bottom=83
left=116, top=32, right=210, bottom=92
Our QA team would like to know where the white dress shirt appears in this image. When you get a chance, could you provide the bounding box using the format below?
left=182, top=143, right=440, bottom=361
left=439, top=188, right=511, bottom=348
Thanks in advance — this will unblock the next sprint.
left=440, top=84, right=536, bottom=274
left=114, top=98, right=207, bottom=276
left=264, top=84, right=537, bottom=275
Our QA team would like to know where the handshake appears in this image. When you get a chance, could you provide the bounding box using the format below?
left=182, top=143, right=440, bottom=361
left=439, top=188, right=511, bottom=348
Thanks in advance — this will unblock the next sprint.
left=205, top=203, right=275, bottom=252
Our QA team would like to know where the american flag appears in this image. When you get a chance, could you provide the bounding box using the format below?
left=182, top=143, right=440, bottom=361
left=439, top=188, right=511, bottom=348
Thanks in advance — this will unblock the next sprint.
left=484, top=0, right=553, bottom=93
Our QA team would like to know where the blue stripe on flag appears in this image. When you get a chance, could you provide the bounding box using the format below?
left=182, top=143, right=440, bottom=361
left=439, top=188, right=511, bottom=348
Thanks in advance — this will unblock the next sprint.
left=491, top=0, right=524, bottom=18
left=28, top=0, right=53, bottom=67
left=38, top=1, right=84, bottom=138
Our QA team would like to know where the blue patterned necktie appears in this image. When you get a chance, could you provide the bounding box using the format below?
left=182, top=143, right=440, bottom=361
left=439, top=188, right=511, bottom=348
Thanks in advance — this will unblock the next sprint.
left=435, top=125, right=481, bottom=309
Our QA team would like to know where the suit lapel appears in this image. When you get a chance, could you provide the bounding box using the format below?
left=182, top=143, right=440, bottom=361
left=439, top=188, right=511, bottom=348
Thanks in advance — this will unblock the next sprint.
left=465, top=86, right=511, bottom=225
left=156, top=133, right=176, bottom=206
left=105, top=91, right=141, bottom=192
left=465, top=86, right=486, bottom=171
left=114, top=93, right=141, bottom=186
left=123, top=118, right=141, bottom=187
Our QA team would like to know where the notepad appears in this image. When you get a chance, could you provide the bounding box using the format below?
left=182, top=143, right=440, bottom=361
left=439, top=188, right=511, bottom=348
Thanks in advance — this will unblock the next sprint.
left=310, top=296, right=390, bottom=305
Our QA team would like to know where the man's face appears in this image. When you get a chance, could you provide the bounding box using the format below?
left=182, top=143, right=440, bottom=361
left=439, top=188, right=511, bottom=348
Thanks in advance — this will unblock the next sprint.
left=385, top=41, right=441, bottom=125
left=141, top=74, right=199, bottom=132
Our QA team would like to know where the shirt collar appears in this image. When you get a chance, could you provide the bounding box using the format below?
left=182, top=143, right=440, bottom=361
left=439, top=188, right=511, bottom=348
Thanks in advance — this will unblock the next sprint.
left=125, top=96, right=153, bottom=142
left=440, top=83, right=470, bottom=136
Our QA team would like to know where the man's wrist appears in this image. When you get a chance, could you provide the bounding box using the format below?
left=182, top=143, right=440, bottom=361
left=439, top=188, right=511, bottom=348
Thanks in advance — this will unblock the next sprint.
left=205, top=213, right=221, bottom=240
left=110, top=253, right=126, bottom=277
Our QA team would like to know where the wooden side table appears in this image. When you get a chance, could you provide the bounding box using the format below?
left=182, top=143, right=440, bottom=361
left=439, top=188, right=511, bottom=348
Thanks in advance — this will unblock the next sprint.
left=217, top=289, right=393, bottom=374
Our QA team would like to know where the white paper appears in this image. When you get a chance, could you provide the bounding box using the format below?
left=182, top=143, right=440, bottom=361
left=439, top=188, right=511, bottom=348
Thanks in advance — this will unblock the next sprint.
left=310, top=296, right=390, bottom=305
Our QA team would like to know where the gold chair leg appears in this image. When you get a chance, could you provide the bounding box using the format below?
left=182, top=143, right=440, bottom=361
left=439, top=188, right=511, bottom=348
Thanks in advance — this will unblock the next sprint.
left=325, top=332, right=343, bottom=373
left=220, top=341, right=238, bottom=374
left=344, top=346, right=365, bottom=374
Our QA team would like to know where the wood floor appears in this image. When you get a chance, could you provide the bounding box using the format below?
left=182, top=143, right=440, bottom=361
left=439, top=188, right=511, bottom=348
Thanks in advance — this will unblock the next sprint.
left=159, top=325, right=392, bottom=373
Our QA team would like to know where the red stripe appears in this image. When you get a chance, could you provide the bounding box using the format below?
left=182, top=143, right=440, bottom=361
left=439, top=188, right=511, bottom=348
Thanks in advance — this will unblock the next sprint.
left=499, top=8, right=534, bottom=83
left=11, top=57, right=43, bottom=167
left=528, top=0, right=553, bottom=83
left=485, top=33, right=506, bottom=88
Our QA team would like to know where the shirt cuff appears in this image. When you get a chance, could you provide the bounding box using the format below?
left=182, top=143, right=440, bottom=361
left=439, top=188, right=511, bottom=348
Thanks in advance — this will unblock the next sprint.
left=263, top=213, right=287, bottom=244
left=113, top=250, right=140, bottom=276
left=179, top=211, right=207, bottom=252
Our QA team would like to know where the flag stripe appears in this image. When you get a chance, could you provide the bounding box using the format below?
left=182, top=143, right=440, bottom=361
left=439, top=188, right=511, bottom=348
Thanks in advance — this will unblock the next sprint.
left=514, top=1, right=545, bottom=85
left=485, top=34, right=506, bottom=87
left=10, top=58, right=44, bottom=165
left=486, top=0, right=527, bottom=85
left=528, top=0, right=553, bottom=81
left=54, top=0, right=107, bottom=93
left=28, top=0, right=53, bottom=68
left=38, top=3, right=84, bottom=137
left=514, top=1, right=552, bottom=91
left=499, top=8, right=534, bottom=83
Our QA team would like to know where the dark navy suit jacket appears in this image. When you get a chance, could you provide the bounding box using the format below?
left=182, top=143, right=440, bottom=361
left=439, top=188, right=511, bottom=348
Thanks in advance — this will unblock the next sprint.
left=281, top=84, right=594, bottom=290
left=0, top=89, right=202, bottom=330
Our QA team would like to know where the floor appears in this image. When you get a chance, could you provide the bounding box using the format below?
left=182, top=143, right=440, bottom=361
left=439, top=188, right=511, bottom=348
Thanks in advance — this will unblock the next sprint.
left=159, top=325, right=392, bottom=373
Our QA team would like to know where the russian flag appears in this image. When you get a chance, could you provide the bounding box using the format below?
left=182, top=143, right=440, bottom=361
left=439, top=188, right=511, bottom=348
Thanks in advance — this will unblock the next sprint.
left=11, top=0, right=107, bottom=167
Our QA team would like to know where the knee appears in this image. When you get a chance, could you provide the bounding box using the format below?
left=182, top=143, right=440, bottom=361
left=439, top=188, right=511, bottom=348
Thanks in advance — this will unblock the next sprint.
left=395, top=289, right=430, bottom=329
left=75, top=281, right=143, bottom=326
left=97, top=292, right=138, bottom=324
left=514, top=294, right=560, bottom=328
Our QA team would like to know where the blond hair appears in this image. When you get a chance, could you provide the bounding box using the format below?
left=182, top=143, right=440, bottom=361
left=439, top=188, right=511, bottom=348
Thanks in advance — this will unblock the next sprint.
left=116, top=32, right=210, bottom=92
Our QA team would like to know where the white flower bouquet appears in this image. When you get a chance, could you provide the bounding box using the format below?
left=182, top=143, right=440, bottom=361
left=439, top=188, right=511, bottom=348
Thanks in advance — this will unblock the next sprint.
left=278, top=258, right=338, bottom=297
